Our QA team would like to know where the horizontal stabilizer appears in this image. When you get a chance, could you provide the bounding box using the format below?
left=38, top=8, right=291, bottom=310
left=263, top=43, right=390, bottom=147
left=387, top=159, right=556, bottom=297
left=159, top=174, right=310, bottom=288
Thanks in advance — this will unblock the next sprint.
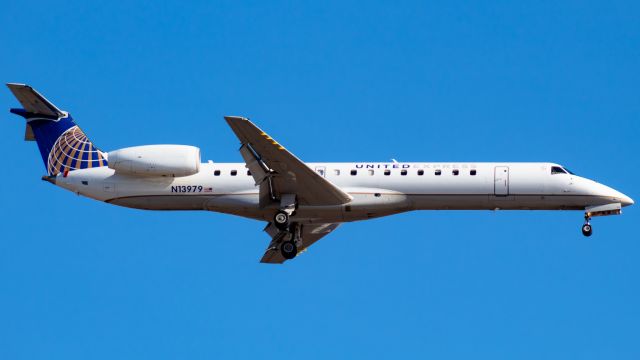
left=6, top=83, right=65, bottom=118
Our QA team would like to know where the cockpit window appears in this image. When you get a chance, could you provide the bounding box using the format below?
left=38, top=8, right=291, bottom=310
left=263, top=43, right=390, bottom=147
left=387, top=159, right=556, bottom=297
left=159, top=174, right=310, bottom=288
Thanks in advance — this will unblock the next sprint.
left=563, top=167, right=575, bottom=175
left=551, top=166, right=567, bottom=175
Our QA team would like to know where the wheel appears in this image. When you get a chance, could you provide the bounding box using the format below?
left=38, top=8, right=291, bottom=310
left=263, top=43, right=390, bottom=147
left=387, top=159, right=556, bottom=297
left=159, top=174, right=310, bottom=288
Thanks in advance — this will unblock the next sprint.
left=280, top=240, right=297, bottom=259
left=273, top=211, right=289, bottom=230
left=582, top=223, right=593, bottom=237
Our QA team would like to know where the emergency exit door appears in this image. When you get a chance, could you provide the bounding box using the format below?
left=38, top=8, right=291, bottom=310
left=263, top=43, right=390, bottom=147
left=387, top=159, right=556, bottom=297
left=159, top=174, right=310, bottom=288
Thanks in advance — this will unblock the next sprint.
left=494, top=166, right=509, bottom=196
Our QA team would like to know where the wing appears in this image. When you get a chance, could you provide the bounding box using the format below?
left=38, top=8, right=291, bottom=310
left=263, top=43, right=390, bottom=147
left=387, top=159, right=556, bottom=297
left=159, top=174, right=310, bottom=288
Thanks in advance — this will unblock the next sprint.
left=224, top=116, right=351, bottom=206
left=260, top=223, right=341, bottom=264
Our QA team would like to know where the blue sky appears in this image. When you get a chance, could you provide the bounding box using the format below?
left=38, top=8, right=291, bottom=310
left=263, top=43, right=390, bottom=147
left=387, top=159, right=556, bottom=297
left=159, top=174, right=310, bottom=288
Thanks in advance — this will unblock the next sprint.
left=1, top=1, right=639, bottom=358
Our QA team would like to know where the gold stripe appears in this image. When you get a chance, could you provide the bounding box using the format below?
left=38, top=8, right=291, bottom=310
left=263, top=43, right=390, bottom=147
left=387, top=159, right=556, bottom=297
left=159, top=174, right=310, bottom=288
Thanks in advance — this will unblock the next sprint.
left=78, top=140, right=90, bottom=168
left=87, top=143, right=93, bottom=168
left=50, top=135, right=68, bottom=168
left=50, top=131, right=74, bottom=175
left=97, top=151, right=104, bottom=167
left=63, top=131, right=81, bottom=170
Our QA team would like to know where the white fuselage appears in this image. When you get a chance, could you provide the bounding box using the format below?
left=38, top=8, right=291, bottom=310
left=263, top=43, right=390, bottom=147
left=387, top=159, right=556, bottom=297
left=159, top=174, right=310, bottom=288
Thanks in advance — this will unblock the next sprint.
left=53, top=162, right=632, bottom=224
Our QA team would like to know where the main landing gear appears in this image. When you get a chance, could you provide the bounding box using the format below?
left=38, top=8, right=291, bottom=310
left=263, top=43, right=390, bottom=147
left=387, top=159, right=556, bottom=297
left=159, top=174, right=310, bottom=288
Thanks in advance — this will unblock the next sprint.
left=273, top=211, right=300, bottom=259
left=279, top=223, right=301, bottom=259
left=274, top=194, right=296, bottom=231
left=280, top=240, right=297, bottom=259
left=274, top=194, right=301, bottom=259
left=273, top=210, right=289, bottom=231
left=582, top=215, right=593, bottom=237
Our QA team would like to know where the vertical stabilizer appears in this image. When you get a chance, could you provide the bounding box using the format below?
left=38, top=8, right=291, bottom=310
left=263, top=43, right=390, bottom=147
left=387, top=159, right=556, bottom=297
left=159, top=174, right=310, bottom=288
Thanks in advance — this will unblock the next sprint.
left=7, top=83, right=108, bottom=176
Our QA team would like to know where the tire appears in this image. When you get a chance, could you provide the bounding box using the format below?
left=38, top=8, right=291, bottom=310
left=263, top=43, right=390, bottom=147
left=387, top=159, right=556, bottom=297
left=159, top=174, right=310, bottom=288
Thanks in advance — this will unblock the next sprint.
left=274, top=211, right=289, bottom=230
left=280, top=241, right=297, bottom=259
left=582, top=224, right=592, bottom=237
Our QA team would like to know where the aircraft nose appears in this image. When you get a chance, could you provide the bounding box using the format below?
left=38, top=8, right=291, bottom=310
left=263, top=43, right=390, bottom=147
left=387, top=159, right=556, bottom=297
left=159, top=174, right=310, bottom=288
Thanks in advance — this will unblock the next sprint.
left=608, top=187, right=633, bottom=207
left=621, top=193, right=634, bottom=207
left=588, top=180, right=633, bottom=207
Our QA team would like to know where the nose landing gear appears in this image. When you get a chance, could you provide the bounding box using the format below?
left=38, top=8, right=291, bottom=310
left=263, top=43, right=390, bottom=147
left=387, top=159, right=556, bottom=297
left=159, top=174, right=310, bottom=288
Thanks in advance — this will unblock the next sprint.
left=582, top=215, right=593, bottom=237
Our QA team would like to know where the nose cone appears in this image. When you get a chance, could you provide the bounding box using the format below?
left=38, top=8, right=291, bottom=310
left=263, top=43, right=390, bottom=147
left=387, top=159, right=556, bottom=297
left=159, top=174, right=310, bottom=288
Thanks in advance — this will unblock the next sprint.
left=607, top=186, right=634, bottom=207
left=583, top=179, right=633, bottom=207
left=603, top=186, right=633, bottom=207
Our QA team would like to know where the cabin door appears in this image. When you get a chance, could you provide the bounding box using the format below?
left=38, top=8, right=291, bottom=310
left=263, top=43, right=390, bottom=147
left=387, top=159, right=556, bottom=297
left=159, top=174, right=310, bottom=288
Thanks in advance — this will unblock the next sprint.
left=494, top=166, right=509, bottom=196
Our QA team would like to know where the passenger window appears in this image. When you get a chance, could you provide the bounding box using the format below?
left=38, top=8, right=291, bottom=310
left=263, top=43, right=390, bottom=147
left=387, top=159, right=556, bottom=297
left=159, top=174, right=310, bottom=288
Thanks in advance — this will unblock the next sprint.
left=368, top=169, right=374, bottom=176
left=435, top=169, right=441, bottom=176
left=334, top=169, right=340, bottom=176
left=470, top=169, right=477, bottom=176
left=214, top=170, right=221, bottom=176
left=452, top=169, right=459, bottom=176
left=384, top=170, right=391, bottom=176
left=401, top=170, right=407, bottom=176
left=551, top=166, right=566, bottom=175
left=350, top=170, right=357, bottom=176
left=231, top=170, right=237, bottom=176
left=417, top=169, right=424, bottom=176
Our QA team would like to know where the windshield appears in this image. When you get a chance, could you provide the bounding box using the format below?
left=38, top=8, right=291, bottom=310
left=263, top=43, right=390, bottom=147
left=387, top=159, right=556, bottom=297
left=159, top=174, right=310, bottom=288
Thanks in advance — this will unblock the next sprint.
left=551, top=166, right=566, bottom=174
left=551, top=166, right=576, bottom=175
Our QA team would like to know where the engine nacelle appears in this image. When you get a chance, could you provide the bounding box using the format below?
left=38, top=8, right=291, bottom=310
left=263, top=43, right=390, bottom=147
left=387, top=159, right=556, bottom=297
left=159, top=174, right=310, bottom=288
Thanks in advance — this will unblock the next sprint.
left=107, top=145, right=201, bottom=177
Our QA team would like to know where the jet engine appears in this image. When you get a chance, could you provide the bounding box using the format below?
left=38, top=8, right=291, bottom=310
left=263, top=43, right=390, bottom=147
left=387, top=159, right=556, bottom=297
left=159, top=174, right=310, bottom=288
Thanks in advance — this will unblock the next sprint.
left=107, top=145, right=200, bottom=177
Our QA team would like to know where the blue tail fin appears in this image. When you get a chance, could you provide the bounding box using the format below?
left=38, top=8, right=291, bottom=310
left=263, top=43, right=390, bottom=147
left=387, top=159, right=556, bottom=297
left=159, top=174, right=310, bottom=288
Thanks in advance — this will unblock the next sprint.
left=7, top=83, right=108, bottom=176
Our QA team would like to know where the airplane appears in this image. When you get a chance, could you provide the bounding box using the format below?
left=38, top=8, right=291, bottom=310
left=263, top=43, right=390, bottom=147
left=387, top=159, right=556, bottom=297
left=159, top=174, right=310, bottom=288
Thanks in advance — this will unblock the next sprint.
left=6, top=83, right=634, bottom=263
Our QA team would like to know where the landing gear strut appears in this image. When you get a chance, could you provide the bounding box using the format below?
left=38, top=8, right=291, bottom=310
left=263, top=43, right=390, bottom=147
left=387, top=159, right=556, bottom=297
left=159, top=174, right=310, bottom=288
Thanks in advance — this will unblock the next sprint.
left=582, top=215, right=593, bottom=237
